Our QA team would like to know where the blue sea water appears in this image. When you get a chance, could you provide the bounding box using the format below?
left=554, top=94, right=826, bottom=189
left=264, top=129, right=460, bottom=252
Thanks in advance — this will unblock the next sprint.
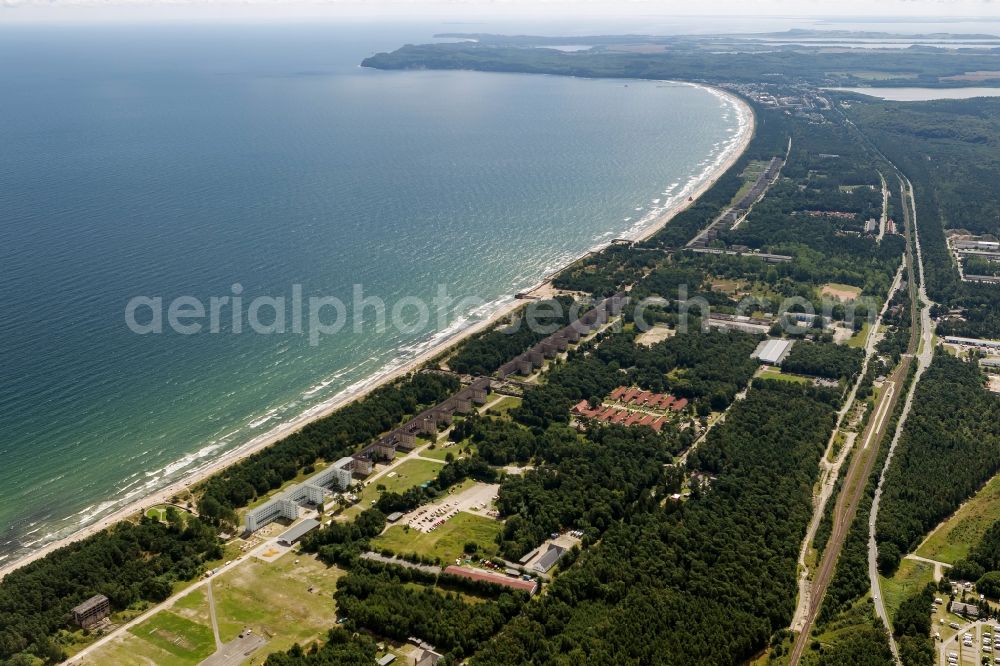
left=0, top=22, right=742, bottom=563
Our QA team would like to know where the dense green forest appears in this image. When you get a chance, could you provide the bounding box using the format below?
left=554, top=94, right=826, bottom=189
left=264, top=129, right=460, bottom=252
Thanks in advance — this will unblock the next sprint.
left=495, top=425, right=680, bottom=558
left=263, top=629, right=378, bottom=666
left=335, top=568, right=526, bottom=661
left=875, top=353, right=1000, bottom=573
left=472, top=381, right=837, bottom=664
left=846, top=95, right=1000, bottom=338
left=782, top=341, right=864, bottom=381
left=362, top=41, right=1000, bottom=88
left=0, top=517, right=220, bottom=664
left=512, top=326, right=759, bottom=425
left=893, top=585, right=936, bottom=666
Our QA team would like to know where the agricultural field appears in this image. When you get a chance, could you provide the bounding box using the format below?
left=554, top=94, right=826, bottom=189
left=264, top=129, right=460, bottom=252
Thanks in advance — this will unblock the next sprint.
left=916, top=473, right=1000, bottom=564
left=372, top=511, right=503, bottom=564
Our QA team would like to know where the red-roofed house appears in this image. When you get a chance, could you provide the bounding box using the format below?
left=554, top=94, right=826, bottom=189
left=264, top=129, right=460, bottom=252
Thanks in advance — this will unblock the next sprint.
left=624, top=412, right=643, bottom=426
left=623, top=388, right=640, bottom=403
left=650, top=417, right=666, bottom=432
left=671, top=398, right=688, bottom=412
left=444, top=566, right=538, bottom=595
left=610, top=386, right=627, bottom=401
left=611, top=409, right=629, bottom=424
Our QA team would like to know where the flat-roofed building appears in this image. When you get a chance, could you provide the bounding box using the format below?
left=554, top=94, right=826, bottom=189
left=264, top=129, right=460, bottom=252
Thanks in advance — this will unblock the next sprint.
left=951, top=601, right=980, bottom=618
left=245, top=496, right=299, bottom=533
left=943, top=336, right=1000, bottom=350
left=277, top=518, right=320, bottom=546
left=752, top=339, right=795, bottom=366
left=708, top=313, right=773, bottom=335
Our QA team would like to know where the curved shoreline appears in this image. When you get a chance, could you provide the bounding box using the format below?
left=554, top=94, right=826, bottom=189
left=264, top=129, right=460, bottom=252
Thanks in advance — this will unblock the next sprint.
left=0, top=83, right=754, bottom=581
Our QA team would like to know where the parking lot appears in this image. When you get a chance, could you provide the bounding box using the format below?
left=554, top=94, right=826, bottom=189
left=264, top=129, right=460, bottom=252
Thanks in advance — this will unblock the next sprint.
left=401, top=482, right=499, bottom=533
left=939, top=620, right=1000, bottom=666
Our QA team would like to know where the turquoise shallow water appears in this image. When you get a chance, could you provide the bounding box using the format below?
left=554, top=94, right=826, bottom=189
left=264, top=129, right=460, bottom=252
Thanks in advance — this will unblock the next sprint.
left=0, top=23, right=741, bottom=563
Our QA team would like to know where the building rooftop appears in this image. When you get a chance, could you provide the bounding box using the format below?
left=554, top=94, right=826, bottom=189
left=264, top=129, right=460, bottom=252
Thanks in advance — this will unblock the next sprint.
left=277, top=518, right=320, bottom=545
left=444, top=566, right=538, bottom=594
left=532, top=545, right=567, bottom=573
left=752, top=339, right=794, bottom=366
left=71, top=594, right=109, bottom=615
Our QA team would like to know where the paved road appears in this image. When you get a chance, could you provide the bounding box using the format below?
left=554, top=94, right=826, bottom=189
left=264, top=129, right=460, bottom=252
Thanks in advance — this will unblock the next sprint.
left=788, top=355, right=910, bottom=665
left=198, top=634, right=268, bottom=666
left=206, top=580, right=223, bottom=651
left=938, top=619, right=995, bottom=666
left=66, top=541, right=272, bottom=664
left=790, top=174, right=929, bottom=666
left=789, top=226, right=906, bottom=632
left=904, top=554, right=951, bottom=582
left=867, top=176, right=936, bottom=666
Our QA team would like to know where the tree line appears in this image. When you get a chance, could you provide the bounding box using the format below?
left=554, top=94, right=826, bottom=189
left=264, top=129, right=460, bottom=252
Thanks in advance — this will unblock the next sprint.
left=876, top=352, right=1000, bottom=574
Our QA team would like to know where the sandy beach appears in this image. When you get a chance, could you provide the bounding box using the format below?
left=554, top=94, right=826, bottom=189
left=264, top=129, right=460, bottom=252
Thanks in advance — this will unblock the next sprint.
left=0, top=85, right=754, bottom=581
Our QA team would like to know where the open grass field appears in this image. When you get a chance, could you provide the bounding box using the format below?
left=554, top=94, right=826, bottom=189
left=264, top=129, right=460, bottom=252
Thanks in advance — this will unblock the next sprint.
left=82, top=597, right=216, bottom=666
left=341, top=457, right=445, bottom=519
left=916, top=473, right=1000, bottom=564
left=485, top=396, right=522, bottom=417
left=80, top=553, right=344, bottom=666
left=372, top=511, right=503, bottom=564
left=371, top=459, right=444, bottom=495
left=212, top=552, right=346, bottom=658
left=758, top=367, right=811, bottom=384
left=420, top=442, right=469, bottom=462
left=709, top=278, right=747, bottom=295
left=880, top=557, right=935, bottom=623
left=846, top=322, right=871, bottom=348
left=732, top=160, right=769, bottom=202
left=820, top=283, right=863, bottom=302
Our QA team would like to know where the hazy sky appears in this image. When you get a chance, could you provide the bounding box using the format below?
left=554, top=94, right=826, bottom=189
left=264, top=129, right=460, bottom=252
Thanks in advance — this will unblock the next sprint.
left=2, top=0, right=999, bottom=23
